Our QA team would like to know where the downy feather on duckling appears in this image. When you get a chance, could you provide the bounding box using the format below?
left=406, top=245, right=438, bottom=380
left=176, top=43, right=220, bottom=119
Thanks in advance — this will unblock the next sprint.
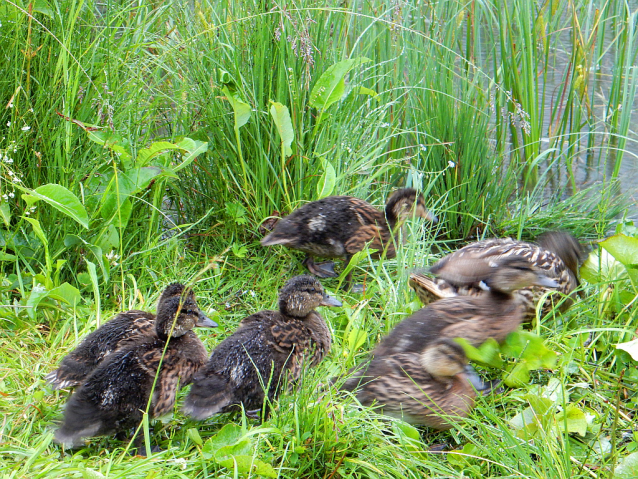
left=54, top=284, right=216, bottom=449
left=46, top=283, right=216, bottom=390
left=261, top=189, right=437, bottom=285
left=409, top=231, right=583, bottom=321
left=341, top=339, right=495, bottom=429
left=183, top=275, right=341, bottom=420
left=373, top=257, right=558, bottom=357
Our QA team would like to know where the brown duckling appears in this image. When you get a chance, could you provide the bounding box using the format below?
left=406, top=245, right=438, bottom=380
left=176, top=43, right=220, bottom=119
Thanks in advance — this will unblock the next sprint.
left=374, top=257, right=558, bottom=357
left=341, top=339, right=494, bottom=429
left=183, top=275, right=341, bottom=420
left=46, top=283, right=217, bottom=390
left=261, top=188, right=437, bottom=287
left=409, top=231, right=583, bottom=321
left=54, top=283, right=216, bottom=449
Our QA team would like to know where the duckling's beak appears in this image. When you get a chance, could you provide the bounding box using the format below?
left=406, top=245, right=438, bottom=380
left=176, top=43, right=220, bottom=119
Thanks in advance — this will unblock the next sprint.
left=425, top=210, right=438, bottom=223
left=535, top=275, right=559, bottom=288
left=320, top=294, right=342, bottom=307
left=196, top=312, right=218, bottom=328
left=463, top=365, right=485, bottom=389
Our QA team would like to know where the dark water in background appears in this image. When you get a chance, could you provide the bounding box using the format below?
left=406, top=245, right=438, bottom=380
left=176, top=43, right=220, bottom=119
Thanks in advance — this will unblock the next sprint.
left=516, top=6, right=638, bottom=218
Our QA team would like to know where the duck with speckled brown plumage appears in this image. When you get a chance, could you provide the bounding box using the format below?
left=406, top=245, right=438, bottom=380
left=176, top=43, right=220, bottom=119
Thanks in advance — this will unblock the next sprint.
left=373, top=257, right=559, bottom=358
left=341, top=339, right=496, bottom=429
left=46, top=283, right=216, bottom=390
left=53, top=284, right=216, bottom=450
left=409, top=231, right=583, bottom=321
left=261, top=189, right=437, bottom=289
left=183, top=275, right=341, bottom=420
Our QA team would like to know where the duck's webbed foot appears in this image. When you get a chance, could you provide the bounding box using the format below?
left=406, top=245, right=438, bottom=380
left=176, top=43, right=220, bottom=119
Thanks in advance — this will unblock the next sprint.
left=303, top=256, right=338, bottom=278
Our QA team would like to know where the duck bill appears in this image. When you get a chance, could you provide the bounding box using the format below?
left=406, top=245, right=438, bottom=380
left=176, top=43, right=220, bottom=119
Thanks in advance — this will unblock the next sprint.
left=320, top=294, right=342, bottom=307
left=424, top=211, right=438, bottom=223
left=536, top=276, right=559, bottom=288
left=463, top=365, right=486, bottom=389
left=196, top=312, right=218, bottom=328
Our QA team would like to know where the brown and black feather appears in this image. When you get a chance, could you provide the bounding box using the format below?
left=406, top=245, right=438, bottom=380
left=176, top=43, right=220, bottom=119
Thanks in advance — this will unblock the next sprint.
left=183, top=275, right=340, bottom=420
left=53, top=284, right=215, bottom=448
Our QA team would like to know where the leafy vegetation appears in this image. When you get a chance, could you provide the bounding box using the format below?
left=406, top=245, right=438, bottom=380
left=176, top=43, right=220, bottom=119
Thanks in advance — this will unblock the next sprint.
left=1, top=0, right=637, bottom=477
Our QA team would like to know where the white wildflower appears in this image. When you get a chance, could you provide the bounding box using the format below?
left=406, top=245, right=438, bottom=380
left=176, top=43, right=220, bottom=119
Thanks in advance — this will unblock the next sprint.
left=21, top=125, right=30, bottom=131
left=6, top=121, right=10, bottom=127
left=32, top=283, right=46, bottom=294
left=448, top=161, right=456, bottom=168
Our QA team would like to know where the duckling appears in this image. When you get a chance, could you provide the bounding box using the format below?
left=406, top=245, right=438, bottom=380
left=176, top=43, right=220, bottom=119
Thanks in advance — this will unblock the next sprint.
left=261, top=189, right=437, bottom=286
left=374, top=257, right=559, bottom=357
left=341, top=339, right=493, bottom=429
left=409, top=231, right=583, bottom=320
left=183, top=275, right=341, bottom=420
left=46, top=283, right=217, bottom=390
left=54, top=284, right=216, bottom=449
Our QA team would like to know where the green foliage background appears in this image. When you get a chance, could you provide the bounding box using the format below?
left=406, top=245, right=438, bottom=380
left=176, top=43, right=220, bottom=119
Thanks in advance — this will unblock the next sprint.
left=1, top=0, right=637, bottom=477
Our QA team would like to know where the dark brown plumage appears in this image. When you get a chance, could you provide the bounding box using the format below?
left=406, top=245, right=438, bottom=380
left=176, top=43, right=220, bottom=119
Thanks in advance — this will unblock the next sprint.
left=53, top=284, right=216, bottom=449
left=183, top=275, right=341, bottom=420
left=374, top=257, right=559, bottom=357
left=341, top=339, right=492, bottom=429
left=409, top=231, right=583, bottom=320
left=46, top=283, right=216, bottom=390
left=261, top=189, right=437, bottom=284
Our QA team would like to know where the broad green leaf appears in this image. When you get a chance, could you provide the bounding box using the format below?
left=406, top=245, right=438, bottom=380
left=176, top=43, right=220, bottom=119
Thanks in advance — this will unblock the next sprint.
left=580, top=247, right=626, bottom=283
left=542, top=377, right=569, bottom=404
left=555, top=404, right=587, bottom=436
left=347, top=328, right=367, bottom=352
left=269, top=101, right=294, bottom=157
left=504, top=361, right=531, bottom=387
left=316, top=160, right=336, bottom=199
left=309, top=57, right=371, bottom=111
left=22, top=184, right=89, bottom=229
left=0, top=201, right=10, bottom=227
left=187, top=428, right=203, bottom=447
left=455, top=337, right=503, bottom=368
left=203, top=423, right=244, bottom=458
left=615, top=452, right=638, bottom=479
left=216, top=455, right=276, bottom=477
left=509, top=406, right=540, bottom=438
left=86, top=130, right=132, bottom=162
left=0, top=252, right=17, bottom=261
left=616, top=338, right=638, bottom=361
left=173, top=139, right=209, bottom=172
left=358, top=86, right=378, bottom=98
left=215, top=439, right=252, bottom=461
left=47, top=282, right=82, bottom=307
left=223, top=86, right=251, bottom=130
left=136, top=141, right=179, bottom=167
left=101, top=168, right=160, bottom=220
left=81, top=468, right=106, bottom=479
left=26, top=283, right=49, bottom=319
left=600, top=234, right=638, bottom=267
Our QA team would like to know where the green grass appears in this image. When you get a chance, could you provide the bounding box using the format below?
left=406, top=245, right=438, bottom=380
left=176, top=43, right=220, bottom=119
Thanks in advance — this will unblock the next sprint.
left=1, top=0, right=638, bottom=476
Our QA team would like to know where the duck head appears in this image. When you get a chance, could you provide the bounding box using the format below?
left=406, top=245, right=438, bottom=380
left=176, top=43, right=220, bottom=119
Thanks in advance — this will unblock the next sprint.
left=484, top=257, right=559, bottom=294
left=385, top=188, right=437, bottom=227
left=156, top=283, right=218, bottom=338
left=278, top=275, right=342, bottom=318
left=419, top=338, right=468, bottom=378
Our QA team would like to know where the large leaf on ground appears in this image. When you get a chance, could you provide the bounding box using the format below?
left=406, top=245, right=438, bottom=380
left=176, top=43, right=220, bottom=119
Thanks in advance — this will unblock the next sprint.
left=600, top=234, right=638, bottom=267
left=22, top=184, right=89, bottom=229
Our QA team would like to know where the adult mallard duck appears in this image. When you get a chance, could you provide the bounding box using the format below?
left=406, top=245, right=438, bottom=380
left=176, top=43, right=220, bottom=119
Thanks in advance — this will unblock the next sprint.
left=409, top=231, right=583, bottom=321
left=53, top=284, right=216, bottom=450
left=261, top=189, right=437, bottom=287
left=183, top=275, right=341, bottom=420
left=341, top=339, right=495, bottom=429
left=46, top=283, right=217, bottom=390
left=373, top=257, right=558, bottom=357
